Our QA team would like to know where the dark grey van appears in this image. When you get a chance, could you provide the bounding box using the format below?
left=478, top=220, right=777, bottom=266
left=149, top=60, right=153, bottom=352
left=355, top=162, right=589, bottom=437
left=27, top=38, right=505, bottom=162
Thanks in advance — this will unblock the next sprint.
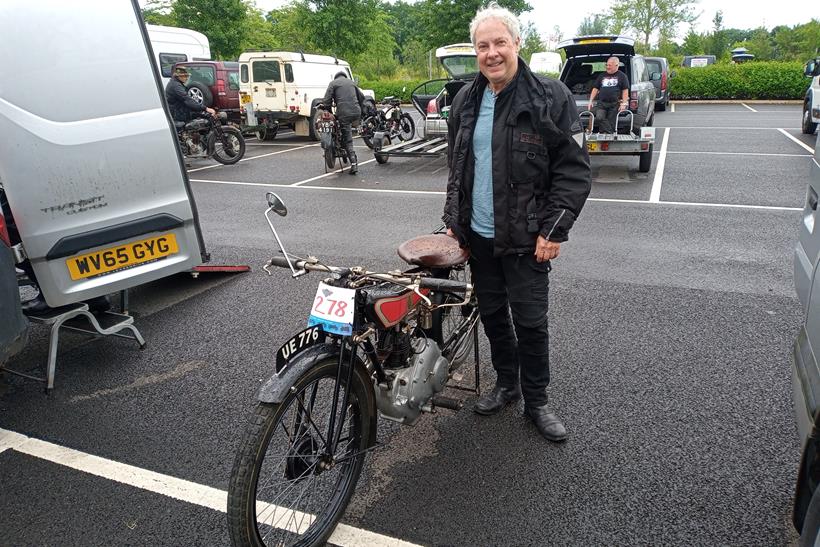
left=791, top=134, right=820, bottom=543
left=645, top=56, right=673, bottom=111
left=557, top=35, right=656, bottom=131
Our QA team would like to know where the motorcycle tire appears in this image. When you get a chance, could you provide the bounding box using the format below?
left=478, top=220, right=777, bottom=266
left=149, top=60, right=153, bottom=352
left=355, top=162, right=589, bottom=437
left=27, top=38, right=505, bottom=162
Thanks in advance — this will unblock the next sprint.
left=209, top=126, right=246, bottom=165
left=324, top=146, right=336, bottom=171
left=360, top=116, right=376, bottom=149
left=397, top=112, right=415, bottom=141
left=227, top=358, right=372, bottom=547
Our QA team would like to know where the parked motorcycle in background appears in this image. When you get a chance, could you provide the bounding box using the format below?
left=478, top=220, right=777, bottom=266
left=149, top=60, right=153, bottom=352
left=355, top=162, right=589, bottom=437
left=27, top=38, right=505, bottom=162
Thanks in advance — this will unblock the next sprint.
left=176, top=111, right=246, bottom=165
left=359, top=96, right=416, bottom=149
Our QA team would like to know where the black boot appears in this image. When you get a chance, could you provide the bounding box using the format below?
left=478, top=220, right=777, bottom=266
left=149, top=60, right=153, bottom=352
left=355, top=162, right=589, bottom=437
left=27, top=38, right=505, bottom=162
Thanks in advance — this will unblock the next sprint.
left=348, top=151, right=358, bottom=175
left=524, top=404, right=567, bottom=442
left=473, top=384, right=521, bottom=415
left=21, top=293, right=50, bottom=315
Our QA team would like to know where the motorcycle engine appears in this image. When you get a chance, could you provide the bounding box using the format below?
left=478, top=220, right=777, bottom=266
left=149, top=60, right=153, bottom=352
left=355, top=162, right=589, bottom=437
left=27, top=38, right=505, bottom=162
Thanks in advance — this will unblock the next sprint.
left=374, top=337, right=449, bottom=425
left=183, top=132, right=205, bottom=156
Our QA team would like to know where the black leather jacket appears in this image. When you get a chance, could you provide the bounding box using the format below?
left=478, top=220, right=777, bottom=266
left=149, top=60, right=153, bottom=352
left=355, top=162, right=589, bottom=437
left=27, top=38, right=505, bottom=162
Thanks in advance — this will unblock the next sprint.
left=323, top=75, right=366, bottom=124
left=443, top=60, right=591, bottom=256
left=165, top=77, right=205, bottom=123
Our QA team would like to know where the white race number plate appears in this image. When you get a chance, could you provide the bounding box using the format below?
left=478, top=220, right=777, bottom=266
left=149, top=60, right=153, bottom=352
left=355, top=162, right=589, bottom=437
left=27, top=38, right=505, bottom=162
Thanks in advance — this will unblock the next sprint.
left=307, top=282, right=356, bottom=335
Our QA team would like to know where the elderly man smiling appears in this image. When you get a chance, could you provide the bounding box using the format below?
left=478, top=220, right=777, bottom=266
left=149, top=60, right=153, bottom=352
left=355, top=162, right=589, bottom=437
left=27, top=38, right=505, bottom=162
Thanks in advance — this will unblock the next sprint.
left=443, top=3, right=591, bottom=441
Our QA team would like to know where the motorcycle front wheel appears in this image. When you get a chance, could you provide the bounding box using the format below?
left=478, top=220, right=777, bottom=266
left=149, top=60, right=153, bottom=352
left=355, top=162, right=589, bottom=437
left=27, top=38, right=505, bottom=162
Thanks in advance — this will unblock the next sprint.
left=210, top=126, right=246, bottom=165
left=228, top=358, right=372, bottom=547
left=397, top=113, right=415, bottom=141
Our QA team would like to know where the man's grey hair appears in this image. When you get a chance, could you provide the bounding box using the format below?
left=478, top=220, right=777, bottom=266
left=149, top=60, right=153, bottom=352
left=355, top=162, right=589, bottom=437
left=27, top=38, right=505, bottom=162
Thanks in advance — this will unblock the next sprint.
left=469, top=2, right=520, bottom=46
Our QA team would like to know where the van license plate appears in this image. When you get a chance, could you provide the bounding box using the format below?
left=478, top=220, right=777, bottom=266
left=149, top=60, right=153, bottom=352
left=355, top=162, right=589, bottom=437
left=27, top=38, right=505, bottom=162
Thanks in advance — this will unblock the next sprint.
left=587, top=142, right=598, bottom=151
left=241, top=94, right=252, bottom=104
left=66, top=233, right=179, bottom=280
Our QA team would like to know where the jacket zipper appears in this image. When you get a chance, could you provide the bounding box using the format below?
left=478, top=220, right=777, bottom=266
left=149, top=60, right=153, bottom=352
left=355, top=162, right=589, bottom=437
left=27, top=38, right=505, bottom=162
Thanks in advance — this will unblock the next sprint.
left=545, top=209, right=566, bottom=241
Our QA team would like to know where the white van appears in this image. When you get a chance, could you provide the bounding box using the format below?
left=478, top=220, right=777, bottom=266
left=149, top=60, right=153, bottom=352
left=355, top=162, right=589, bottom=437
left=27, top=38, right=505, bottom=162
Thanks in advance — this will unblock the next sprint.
left=147, top=24, right=211, bottom=86
left=529, top=51, right=562, bottom=74
left=0, top=1, right=205, bottom=309
left=238, top=52, right=374, bottom=140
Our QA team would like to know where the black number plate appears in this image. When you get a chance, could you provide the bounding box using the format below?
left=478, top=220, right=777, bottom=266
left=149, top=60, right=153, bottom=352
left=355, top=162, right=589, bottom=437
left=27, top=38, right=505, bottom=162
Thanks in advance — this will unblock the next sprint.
left=276, top=325, right=325, bottom=372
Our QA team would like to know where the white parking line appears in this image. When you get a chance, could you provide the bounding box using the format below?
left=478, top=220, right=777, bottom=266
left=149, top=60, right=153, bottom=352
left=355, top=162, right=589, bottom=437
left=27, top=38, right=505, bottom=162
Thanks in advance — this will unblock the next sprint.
left=290, top=158, right=379, bottom=186
left=187, top=143, right=319, bottom=173
left=658, top=126, right=801, bottom=130
left=777, top=128, right=815, bottom=154
left=649, top=128, right=670, bottom=202
left=670, top=102, right=675, bottom=113
left=0, top=428, right=422, bottom=547
left=741, top=103, right=758, bottom=112
left=668, top=151, right=811, bottom=157
left=189, top=179, right=801, bottom=210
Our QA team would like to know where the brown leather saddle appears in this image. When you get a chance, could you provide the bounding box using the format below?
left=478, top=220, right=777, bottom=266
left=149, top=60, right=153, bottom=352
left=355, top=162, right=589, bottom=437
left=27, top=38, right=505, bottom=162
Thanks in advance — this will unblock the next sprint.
left=397, top=234, right=469, bottom=268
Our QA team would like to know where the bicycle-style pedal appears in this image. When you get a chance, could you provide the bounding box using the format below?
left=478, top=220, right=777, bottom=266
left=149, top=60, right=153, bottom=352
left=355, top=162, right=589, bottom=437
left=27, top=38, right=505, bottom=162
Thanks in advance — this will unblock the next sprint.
left=431, top=395, right=463, bottom=411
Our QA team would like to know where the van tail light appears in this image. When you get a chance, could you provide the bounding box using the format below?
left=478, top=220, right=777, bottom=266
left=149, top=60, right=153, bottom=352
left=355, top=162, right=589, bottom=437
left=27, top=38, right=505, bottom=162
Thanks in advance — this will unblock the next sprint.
left=0, top=214, right=10, bottom=246
left=426, top=99, right=439, bottom=115
left=629, top=91, right=638, bottom=110
left=216, top=79, right=226, bottom=96
left=660, top=72, right=667, bottom=91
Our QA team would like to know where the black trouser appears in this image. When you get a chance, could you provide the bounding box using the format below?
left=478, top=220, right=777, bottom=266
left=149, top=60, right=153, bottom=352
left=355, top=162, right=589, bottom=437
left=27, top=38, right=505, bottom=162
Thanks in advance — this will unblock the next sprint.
left=0, top=189, right=36, bottom=286
left=468, top=231, right=551, bottom=406
left=339, top=121, right=357, bottom=164
left=592, top=100, right=619, bottom=133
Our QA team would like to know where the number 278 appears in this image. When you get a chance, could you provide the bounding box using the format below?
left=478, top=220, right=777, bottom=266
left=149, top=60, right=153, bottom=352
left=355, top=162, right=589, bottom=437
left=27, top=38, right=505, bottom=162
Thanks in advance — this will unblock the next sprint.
left=313, top=296, right=348, bottom=317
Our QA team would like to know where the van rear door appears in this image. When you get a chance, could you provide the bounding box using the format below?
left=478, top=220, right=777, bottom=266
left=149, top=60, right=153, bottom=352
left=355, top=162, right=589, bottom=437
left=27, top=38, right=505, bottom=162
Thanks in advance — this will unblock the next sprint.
left=0, top=0, right=205, bottom=307
left=248, top=57, right=287, bottom=115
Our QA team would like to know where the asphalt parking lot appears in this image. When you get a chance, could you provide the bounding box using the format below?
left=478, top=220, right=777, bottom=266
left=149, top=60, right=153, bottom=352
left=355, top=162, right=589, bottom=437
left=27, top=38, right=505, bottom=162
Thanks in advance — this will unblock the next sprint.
left=1, top=103, right=816, bottom=546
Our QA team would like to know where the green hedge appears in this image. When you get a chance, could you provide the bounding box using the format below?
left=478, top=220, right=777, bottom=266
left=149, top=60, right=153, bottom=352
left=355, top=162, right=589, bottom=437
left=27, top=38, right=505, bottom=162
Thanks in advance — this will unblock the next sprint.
left=363, top=62, right=810, bottom=102
left=669, top=62, right=809, bottom=100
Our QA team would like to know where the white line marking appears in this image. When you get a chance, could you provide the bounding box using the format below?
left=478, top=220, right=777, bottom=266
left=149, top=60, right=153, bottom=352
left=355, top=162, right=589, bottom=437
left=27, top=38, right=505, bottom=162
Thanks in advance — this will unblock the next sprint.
left=1, top=428, right=422, bottom=547
left=777, top=128, right=815, bottom=154
left=649, top=128, right=670, bottom=202
left=290, top=158, right=378, bottom=186
left=190, top=179, right=801, bottom=210
left=670, top=102, right=675, bottom=113
left=741, top=103, right=758, bottom=112
left=667, top=151, right=811, bottom=157
left=657, top=126, right=801, bottom=130
left=187, top=143, right=319, bottom=173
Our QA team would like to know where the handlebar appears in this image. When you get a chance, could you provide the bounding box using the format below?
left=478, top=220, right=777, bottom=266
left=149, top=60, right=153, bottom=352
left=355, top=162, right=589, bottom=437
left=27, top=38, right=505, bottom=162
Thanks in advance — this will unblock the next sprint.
left=265, top=255, right=470, bottom=294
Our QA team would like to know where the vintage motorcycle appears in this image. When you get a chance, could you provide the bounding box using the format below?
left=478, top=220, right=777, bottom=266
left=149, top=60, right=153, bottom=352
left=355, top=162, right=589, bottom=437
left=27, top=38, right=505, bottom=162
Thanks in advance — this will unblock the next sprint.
left=227, top=192, right=481, bottom=547
left=313, top=106, right=353, bottom=173
left=359, top=96, right=416, bottom=149
left=175, top=111, right=246, bottom=165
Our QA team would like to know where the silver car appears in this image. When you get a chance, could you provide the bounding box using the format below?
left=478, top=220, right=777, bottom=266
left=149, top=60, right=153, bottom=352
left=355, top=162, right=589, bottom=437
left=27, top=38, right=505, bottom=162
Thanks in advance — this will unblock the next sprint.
left=791, top=131, right=820, bottom=543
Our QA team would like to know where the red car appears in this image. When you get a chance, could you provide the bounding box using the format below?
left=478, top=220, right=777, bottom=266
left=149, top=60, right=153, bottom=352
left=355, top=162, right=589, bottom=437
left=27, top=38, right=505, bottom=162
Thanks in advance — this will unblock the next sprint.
left=172, top=60, right=241, bottom=124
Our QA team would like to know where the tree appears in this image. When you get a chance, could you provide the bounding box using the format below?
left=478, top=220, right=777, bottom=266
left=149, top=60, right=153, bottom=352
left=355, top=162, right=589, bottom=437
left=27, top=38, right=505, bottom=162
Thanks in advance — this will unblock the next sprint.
left=608, top=0, right=697, bottom=48
left=141, top=0, right=176, bottom=26
left=172, top=0, right=249, bottom=59
left=680, top=28, right=705, bottom=55
left=518, top=21, right=544, bottom=65
left=417, top=0, right=531, bottom=51
left=577, top=14, right=608, bottom=36
left=705, top=11, right=729, bottom=59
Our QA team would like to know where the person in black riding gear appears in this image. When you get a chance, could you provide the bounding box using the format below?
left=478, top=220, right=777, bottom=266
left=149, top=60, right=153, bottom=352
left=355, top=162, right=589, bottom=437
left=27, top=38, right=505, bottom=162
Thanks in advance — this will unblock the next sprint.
left=322, top=71, right=366, bottom=175
left=165, top=66, right=215, bottom=123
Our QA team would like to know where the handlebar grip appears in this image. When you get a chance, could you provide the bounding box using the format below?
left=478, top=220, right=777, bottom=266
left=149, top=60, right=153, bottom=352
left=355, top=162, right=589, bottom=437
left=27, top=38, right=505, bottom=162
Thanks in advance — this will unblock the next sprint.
left=268, top=255, right=299, bottom=269
left=419, top=277, right=469, bottom=293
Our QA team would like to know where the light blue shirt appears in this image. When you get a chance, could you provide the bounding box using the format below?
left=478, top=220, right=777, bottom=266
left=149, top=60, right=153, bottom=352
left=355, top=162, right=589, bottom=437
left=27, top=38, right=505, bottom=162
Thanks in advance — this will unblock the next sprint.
left=470, top=87, right=495, bottom=238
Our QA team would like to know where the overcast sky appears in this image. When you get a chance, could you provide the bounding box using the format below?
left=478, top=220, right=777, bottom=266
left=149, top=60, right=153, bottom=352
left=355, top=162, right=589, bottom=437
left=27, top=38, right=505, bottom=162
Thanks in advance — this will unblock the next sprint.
left=249, top=0, right=814, bottom=43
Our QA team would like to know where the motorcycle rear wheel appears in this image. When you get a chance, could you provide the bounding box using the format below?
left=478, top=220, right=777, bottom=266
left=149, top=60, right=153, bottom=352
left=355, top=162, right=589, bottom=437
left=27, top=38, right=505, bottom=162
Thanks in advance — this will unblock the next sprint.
left=228, top=358, right=372, bottom=547
left=210, top=126, right=246, bottom=165
left=324, top=146, right=336, bottom=171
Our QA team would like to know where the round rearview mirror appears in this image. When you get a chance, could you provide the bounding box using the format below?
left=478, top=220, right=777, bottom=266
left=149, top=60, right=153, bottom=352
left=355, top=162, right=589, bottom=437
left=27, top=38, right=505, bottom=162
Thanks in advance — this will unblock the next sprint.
left=266, top=192, right=288, bottom=216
